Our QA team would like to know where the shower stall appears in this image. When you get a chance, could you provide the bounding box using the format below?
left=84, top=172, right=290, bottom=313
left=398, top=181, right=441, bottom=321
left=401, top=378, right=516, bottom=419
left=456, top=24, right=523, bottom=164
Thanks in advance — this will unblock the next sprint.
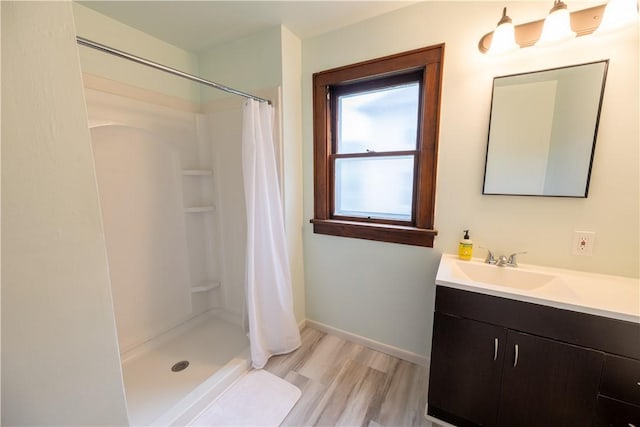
left=81, top=40, right=284, bottom=425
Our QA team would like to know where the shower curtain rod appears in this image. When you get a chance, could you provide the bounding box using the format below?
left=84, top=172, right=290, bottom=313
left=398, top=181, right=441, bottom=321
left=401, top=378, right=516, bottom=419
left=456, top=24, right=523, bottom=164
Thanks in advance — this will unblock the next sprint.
left=76, top=36, right=272, bottom=105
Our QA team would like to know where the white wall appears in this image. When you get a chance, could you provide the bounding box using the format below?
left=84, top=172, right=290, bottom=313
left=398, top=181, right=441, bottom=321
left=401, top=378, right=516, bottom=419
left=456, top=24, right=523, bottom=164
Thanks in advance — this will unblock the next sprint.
left=1, top=2, right=128, bottom=425
left=198, top=27, right=283, bottom=104
left=302, top=1, right=639, bottom=357
left=72, top=3, right=201, bottom=104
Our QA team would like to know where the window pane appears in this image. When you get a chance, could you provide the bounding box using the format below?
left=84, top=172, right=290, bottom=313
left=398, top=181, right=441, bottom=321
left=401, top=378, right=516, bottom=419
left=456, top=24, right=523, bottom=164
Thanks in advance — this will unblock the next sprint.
left=334, top=156, right=414, bottom=221
left=338, top=82, right=420, bottom=154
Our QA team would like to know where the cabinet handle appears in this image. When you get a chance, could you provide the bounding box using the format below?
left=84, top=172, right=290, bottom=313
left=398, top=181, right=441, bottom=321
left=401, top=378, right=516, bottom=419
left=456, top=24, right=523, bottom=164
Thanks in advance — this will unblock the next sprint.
left=494, top=338, right=498, bottom=361
left=513, top=344, right=519, bottom=368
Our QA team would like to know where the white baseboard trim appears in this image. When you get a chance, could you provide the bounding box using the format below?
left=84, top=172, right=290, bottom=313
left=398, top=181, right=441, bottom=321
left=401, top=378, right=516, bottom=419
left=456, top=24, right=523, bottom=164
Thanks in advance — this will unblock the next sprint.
left=305, top=319, right=429, bottom=366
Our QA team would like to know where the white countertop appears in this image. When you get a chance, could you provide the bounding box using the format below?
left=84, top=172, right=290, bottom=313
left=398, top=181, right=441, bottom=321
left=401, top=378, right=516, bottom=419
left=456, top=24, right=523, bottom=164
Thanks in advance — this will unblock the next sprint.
left=435, top=254, right=640, bottom=324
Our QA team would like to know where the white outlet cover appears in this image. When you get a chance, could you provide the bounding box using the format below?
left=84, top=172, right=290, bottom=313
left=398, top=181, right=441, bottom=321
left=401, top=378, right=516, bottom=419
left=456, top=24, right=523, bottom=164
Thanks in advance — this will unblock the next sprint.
left=572, top=231, right=595, bottom=256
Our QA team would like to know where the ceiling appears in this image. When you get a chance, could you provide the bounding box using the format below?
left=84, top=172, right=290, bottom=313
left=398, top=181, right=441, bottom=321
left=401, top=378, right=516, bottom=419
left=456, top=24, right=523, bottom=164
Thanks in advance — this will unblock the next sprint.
left=78, top=1, right=417, bottom=52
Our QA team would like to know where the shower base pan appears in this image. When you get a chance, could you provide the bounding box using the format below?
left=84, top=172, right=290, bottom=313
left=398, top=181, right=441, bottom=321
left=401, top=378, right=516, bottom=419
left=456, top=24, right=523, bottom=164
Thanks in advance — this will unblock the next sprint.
left=119, top=312, right=250, bottom=426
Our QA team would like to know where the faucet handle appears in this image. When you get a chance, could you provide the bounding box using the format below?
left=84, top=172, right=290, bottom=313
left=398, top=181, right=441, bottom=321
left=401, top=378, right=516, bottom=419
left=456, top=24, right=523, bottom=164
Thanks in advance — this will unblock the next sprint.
left=507, top=251, right=527, bottom=266
left=479, top=246, right=496, bottom=264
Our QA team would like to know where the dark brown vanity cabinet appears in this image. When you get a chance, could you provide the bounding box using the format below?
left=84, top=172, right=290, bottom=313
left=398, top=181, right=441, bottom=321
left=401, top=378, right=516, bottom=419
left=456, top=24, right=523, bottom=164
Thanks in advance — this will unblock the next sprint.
left=427, top=286, right=640, bottom=427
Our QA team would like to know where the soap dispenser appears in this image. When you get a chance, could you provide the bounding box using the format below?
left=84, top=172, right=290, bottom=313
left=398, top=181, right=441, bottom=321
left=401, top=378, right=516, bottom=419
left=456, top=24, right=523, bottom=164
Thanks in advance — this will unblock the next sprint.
left=458, top=229, right=473, bottom=261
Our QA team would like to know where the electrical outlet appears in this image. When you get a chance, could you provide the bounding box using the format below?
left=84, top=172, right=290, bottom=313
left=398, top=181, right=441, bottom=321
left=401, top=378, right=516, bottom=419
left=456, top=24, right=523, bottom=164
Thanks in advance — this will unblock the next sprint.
left=572, top=231, right=595, bottom=256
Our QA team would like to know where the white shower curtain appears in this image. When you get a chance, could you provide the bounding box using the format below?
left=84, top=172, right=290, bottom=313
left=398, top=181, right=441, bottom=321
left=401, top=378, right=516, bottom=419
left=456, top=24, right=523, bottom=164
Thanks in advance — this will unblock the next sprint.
left=241, top=99, right=301, bottom=369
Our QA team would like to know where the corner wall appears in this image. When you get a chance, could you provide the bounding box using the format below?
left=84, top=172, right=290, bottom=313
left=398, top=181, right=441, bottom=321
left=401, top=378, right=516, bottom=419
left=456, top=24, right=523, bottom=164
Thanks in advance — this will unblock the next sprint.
left=280, top=26, right=307, bottom=324
left=302, top=1, right=639, bottom=358
left=1, top=2, right=128, bottom=424
left=198, top=27, right=283, bottom=104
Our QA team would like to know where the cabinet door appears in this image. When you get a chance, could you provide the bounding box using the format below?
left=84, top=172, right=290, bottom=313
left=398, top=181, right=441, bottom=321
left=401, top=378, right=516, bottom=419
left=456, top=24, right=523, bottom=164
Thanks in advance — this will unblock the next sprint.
left=497, top=330, right=604, bottom=426
left=428, top=312, right=507, bottom=427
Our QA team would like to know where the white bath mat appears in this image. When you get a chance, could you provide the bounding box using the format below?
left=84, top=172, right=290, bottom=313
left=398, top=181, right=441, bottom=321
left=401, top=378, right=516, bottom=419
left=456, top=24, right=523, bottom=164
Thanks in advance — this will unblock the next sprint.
left=188, top=369, right=301, bottom=426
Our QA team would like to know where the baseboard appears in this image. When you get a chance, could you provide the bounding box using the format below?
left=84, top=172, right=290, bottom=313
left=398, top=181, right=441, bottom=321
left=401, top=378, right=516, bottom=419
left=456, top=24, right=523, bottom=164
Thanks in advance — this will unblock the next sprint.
left=305, top=319, right=429, bottom=366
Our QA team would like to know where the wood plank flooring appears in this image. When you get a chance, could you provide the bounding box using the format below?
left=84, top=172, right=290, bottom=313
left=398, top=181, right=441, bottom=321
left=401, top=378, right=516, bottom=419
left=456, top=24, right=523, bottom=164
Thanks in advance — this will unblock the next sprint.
left=264, top=326, right=432, bottom=427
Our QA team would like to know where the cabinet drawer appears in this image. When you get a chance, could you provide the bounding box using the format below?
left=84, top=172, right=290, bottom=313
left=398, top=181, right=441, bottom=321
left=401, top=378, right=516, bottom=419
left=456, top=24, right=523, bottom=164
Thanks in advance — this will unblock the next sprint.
left=601, top=355, right=640, bottom=406
left=594, top=395, right=640, bottom=427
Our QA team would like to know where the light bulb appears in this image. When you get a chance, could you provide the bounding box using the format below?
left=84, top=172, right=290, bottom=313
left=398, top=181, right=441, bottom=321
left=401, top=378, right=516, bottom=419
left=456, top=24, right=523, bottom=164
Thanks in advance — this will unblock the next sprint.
left=595, top=0, right=639, bottom=34
left=487, top=7, right=520, bottom=55
left=535, top=0, right=576, bottom=47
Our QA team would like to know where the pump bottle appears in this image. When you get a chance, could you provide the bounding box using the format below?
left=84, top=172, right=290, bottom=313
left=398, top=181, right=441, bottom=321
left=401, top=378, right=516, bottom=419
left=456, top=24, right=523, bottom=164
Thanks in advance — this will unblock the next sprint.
left=458, top=229, right=473, bottom=261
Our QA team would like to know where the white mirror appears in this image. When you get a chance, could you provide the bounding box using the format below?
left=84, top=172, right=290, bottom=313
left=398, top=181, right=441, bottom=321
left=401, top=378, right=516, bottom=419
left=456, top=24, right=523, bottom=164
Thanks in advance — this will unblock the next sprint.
left=483, top=61, right=608, bottom=197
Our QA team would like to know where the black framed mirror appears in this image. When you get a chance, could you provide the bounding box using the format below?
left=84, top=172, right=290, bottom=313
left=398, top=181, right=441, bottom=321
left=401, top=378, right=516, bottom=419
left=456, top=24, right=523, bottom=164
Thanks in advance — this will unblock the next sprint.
left=483, top=60, right=608, bottom=197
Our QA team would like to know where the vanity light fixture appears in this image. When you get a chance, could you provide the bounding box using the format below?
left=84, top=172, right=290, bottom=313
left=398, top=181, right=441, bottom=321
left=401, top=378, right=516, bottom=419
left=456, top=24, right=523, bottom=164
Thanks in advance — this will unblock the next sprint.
left=478, top=0, right=639, bottom=54
left=487, top=7, right=520, bottom=55
left=535, top=0, right=576, bottom=47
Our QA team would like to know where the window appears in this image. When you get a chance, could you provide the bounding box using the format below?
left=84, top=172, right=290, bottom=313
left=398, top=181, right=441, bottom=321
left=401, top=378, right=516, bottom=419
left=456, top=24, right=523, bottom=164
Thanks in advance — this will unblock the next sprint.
left=311, top=45, right=444, bottom=247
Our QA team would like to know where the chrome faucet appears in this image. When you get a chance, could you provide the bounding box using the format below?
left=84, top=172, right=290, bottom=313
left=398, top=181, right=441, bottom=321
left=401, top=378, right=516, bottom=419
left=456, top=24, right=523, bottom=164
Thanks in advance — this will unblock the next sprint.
left=482, top=247, right=527, bottom=267
left=480, top=247, right=497, bottom=265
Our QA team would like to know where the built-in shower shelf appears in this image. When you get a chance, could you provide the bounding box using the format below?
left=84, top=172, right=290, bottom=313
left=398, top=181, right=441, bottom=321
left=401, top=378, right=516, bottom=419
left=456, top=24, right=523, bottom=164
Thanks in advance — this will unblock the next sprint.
left=184, top=206, right=215, bottom=213
left=182, top=169, right=213, bottom=176
left=191, top=282, right=221, bottom=293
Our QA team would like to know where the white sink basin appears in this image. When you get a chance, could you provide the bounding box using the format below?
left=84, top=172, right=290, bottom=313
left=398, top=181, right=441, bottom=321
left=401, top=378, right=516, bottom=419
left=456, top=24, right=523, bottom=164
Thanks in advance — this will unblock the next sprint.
left=452, top=260, right=556, bottom=290
left=435, top=254, right=640, bottom=324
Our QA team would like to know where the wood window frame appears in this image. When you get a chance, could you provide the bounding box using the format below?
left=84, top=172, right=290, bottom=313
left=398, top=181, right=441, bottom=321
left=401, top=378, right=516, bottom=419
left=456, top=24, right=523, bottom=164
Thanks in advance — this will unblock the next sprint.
left=311, top=44, right=444, bottom=247
left=331, top=71, right=422, bottom=226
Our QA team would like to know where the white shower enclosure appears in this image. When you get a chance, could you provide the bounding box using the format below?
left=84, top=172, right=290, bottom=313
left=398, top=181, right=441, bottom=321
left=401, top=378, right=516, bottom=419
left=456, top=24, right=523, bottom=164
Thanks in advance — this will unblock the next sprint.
left=85, top=84, right=282, bottom=425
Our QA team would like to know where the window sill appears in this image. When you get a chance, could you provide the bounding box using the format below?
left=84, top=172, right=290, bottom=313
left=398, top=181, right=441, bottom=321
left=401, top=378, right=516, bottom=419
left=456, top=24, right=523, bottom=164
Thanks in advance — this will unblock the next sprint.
left=310, top=218, right=437, bottom=247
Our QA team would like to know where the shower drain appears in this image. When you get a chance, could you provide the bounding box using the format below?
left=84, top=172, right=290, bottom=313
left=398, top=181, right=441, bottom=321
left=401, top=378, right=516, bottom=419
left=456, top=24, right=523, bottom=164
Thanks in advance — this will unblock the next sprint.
left=171, top=360, right=189, bottom=372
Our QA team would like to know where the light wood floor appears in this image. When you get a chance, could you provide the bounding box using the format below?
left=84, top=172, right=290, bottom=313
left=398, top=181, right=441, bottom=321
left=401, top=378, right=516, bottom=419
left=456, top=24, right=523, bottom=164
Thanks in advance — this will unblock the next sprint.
left=264, top=326, right=432, bottom=427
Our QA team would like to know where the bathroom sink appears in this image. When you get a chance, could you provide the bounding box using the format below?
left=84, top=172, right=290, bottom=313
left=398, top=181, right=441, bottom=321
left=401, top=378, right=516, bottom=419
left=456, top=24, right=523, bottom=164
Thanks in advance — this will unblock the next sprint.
left=451, top=260, right=556, bottom=290
left=435, top=254, right=639, bottom=324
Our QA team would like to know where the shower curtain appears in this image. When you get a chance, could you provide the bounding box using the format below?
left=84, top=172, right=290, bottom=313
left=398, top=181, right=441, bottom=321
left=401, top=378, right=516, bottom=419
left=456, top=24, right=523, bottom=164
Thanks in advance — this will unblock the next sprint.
left=241, top=99, right=301, bottom=369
